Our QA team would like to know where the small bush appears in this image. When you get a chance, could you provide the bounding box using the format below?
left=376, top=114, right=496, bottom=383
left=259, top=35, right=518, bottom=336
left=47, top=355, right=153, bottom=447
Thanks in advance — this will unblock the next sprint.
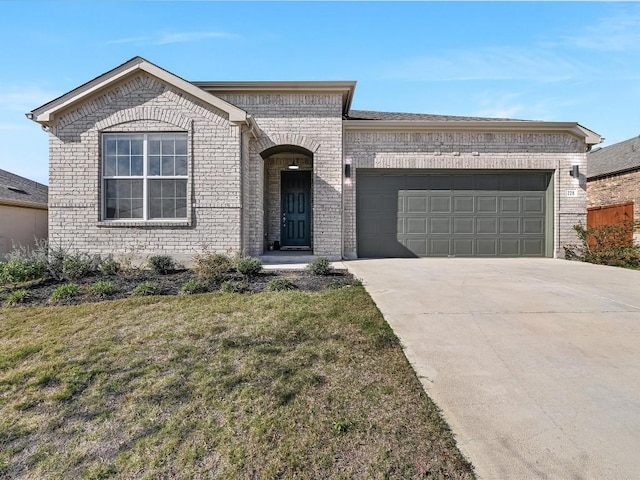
left=267, top=278, right=297, bottom=291
left=87, top=280, right=117, bottom=297
left=221, top=280, right=248, bottom=293
left=49, top=284, right=81, bottom=302
left=237, top=257, right=263, bottom=277
left=308, top=257, right=332, bottom=276
left=180, top=279, right=209, bottom=295
left=5, top=289, right=31, bottom=306
left=131, top=282, right=160, bottom=297
left=99, top=257, right=120, bottom=276
left=193, top=252, right=234, bottom=282
left=564, top=222, right=640, bottom=269
left=148, top=255, right=175, bottom=275
left=62, top=254, right=97, bottom=280
left=0, top=257, right=47, bottom=284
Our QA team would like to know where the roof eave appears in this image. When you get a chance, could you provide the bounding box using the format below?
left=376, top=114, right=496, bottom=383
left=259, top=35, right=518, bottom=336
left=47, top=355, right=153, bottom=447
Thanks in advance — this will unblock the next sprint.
left=28, top=57, right=248, bottom=127
left=344, top=119, right=603, bottom=144
left=0, top=199, right=48, bottom=210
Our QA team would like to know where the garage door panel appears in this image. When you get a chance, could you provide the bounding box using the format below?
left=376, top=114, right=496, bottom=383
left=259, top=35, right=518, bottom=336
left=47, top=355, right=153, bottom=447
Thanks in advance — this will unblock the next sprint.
left=406, top=195, right=428, bottom=213
left=430, top=218, right=451, bottom=234
left=405, top=239, right=427, bottom=255
left=356, top=171, right=549, bottom=258
left=477, top=218, right=498, bottom=234
left=454, top=196, right=474, bottom=213
left=429, top=239, right=450, bottom=256
left=523, top=218, right=544, bottom=234
left=500, top=197, right=521, bottom=213
left=523, top=197, right=544, bottom=213
left=500, top=218, right=521, bottom=234
left=406, top=217, right=427, bottom=234
left=477, top=239, right=498, bottom=255
left=453, top=239, right=473, bottom=255
left=477, top=196, right=498, bottom=213
left=499, top=239, right=520, bottom=255
left=430, top=197, right=451, bottom=213
left=523, top=239, right=544, bottom=255
left=453, top=217, right=474, bottom=234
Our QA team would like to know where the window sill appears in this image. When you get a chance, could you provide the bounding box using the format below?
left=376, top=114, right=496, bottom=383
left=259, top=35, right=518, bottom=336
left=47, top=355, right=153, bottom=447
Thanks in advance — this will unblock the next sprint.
left=97, top=220, right=192, bottom=228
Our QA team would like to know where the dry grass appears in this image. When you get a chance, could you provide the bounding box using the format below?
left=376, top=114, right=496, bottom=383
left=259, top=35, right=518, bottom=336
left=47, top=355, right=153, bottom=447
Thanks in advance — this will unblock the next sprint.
left=0, top=286, right=474, bottom=479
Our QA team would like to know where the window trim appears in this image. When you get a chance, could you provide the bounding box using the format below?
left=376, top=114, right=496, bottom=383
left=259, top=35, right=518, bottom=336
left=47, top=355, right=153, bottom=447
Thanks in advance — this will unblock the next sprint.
left=101, top=132, right=189, bottom=223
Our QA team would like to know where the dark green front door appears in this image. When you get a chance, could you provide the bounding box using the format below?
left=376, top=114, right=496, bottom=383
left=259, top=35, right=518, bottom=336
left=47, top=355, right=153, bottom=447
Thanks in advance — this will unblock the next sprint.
left=281, top=171, right=311, bottom=247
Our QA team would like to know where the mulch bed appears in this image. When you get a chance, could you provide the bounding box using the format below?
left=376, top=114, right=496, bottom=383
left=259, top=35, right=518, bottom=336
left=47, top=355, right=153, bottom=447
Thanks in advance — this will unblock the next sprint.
left=2, top=269, right=355, bottom=307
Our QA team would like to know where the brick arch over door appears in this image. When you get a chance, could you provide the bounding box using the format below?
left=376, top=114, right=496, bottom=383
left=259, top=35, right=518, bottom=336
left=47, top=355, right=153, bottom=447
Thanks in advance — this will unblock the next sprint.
left=256, top=134, right=320, bottom=157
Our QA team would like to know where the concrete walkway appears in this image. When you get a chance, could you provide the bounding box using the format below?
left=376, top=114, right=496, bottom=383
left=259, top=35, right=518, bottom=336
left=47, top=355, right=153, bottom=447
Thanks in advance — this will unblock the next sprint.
left=345, top=258, right=640, bottom=480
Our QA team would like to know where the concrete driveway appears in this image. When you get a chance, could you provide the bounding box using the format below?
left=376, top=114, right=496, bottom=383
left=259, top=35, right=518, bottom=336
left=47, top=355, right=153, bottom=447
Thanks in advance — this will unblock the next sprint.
left=345, top=258, right=640, bottom=480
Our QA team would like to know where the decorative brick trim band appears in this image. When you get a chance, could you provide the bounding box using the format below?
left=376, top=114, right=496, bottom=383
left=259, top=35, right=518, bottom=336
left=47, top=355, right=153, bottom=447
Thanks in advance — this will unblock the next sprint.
left=96, top=106, right=193, bottom=131
left=256, top=133, right=321, bottom=154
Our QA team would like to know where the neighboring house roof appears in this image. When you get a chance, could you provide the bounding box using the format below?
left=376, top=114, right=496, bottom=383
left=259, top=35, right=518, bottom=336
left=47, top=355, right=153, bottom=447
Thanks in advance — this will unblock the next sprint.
left=0, top=169, right=48, bottom=209
left=587, top=135, right=640, bottom=180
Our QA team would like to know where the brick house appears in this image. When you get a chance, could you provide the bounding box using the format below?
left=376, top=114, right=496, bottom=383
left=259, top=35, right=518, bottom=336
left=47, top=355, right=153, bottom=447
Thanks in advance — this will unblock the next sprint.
left=0, top=169, right=48, bottom=259
left=587, top=135, right=640, bottom=242
left=27, top=57, right=601, bottom=261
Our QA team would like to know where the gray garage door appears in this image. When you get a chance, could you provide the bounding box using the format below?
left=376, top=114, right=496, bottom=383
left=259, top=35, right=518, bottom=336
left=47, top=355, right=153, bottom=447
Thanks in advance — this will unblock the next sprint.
left=357, top=170, right=552, bottom=257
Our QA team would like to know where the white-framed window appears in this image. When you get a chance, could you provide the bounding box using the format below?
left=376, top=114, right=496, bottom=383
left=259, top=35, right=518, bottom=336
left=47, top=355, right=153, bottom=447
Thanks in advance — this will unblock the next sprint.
left=102, top=133, right=188, bottom=221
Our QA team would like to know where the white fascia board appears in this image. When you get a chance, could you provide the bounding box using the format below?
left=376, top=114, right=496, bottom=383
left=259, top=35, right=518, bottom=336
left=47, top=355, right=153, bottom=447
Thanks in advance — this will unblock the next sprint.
left=30, top=57, right=248, bottom=125
left=344, top=120, right=602, bottom=144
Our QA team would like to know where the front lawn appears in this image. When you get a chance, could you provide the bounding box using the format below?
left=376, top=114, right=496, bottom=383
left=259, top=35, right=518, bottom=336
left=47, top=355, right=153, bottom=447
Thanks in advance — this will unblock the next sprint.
left=0, top=287, right=474, bottom=479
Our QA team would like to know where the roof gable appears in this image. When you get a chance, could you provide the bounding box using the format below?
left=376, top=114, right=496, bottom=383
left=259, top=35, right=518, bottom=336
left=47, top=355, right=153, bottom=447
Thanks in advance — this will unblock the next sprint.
left=28, top=57, right=248, bottom=126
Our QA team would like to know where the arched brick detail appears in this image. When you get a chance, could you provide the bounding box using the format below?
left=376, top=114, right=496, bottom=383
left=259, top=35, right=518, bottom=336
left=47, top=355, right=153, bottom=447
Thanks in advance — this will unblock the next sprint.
left=256, top=133, right=321, bottom=155
left=96, top=106, right=192, bottom=131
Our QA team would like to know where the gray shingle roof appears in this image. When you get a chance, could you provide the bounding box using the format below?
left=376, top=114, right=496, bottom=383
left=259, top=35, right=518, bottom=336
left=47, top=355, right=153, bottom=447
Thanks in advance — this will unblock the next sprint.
left=0, top=169, right=48, bottom=208
left=587, top=135, right=640, bottom=179
left=345, top=109, right=527, bottom=122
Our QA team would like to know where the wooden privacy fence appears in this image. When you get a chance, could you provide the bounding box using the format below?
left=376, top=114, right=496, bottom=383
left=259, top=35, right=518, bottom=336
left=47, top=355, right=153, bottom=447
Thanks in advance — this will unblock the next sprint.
left=587, top=202, right=634, bottom=246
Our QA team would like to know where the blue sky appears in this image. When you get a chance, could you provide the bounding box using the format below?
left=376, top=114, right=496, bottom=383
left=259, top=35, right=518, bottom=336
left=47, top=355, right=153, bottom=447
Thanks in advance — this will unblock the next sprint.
left=1, top=1, right=640, bottom=184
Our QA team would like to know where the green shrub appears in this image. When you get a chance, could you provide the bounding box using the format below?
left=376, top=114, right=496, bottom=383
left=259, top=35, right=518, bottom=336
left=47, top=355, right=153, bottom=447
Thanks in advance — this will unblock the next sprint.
left=180, top=279, right=209, bottom=295
left=49, top=284, right=81, bottom=302
left=4, top=289, right=31, bottom=306
left=0, top=257, right=47, bottom=284
left=131, top=282, right=159, bottom=297
left=148, top=255, right=175, bottom=275
left=308, top=257, right=332, bottom=276
left=62, top=254, right=97, bottom=280
left=564, top=222, right=640, bottom=269
left=87, top=280, right=117, bottom=297
left=99, top=257, right=120, bottom=276
left=237, top=256, right=263, bottom=277
left=221, top=280, right=248, bottom=293
left=193, top=252, right=234, bottom=282
left=267, top=278, right=297, bottom=291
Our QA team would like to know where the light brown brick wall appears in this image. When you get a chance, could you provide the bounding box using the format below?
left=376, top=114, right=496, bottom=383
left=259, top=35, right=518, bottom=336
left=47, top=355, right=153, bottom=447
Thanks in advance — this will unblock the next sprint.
left=48, top=74, right=243, bottom=263
left=587, top=170, right=640, bottom=233
left=343, top=130, right=588, bottom=258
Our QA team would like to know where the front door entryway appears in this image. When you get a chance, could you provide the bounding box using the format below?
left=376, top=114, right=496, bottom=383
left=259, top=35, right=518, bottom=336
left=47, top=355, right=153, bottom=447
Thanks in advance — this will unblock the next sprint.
left=280, top=170, right=311, bottom=248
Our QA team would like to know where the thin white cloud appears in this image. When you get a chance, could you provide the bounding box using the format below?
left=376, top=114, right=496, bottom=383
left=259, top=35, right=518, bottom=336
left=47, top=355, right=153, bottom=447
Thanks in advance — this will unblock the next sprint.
left=0, top=86, right=56, bottom=112
left=106, top=31, right=238, bottom=46
left=562, top=8, right=640, bottom=52
left=383, top=46, right=589, bottom=83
